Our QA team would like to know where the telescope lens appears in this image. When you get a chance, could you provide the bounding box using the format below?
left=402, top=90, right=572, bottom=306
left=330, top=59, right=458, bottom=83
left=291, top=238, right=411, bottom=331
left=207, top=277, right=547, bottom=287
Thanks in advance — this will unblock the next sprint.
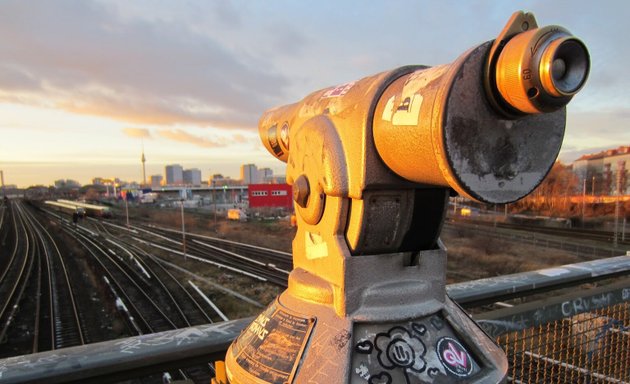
left=543, top=39, right=589, bottom=96
left=552, top=58, right=566, bottom=80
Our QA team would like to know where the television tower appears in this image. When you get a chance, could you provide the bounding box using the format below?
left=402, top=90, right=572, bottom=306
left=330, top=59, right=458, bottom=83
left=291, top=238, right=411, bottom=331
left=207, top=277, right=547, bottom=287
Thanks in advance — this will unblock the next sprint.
left=141, top=141, right=147, bottom=187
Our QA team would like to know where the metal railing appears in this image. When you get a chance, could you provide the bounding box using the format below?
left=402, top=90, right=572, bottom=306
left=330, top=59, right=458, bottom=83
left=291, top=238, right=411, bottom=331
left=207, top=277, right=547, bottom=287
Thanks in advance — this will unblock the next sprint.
left=1, top=256, right=629, bottom=383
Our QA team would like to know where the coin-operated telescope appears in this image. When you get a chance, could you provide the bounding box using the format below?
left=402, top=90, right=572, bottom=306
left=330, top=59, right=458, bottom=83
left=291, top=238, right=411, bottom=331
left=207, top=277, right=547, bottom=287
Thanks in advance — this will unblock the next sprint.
left=225, top=11, right=589, bottom=383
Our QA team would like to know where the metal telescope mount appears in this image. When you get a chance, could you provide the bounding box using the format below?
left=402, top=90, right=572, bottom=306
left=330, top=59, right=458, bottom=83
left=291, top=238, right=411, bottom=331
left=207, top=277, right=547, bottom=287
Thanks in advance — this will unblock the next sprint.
left=224, top=11, right=590, bottom=384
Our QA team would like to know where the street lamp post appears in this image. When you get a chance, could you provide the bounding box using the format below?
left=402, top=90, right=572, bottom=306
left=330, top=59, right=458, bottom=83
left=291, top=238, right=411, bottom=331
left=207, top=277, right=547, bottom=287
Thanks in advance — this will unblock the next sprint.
left=181, top=199, right=187, bottom=260
left=613, top=161, right=623, bottom=248
left=124, top=193, right=130, bottom=228
left=212, top=180, right=217, bottom=227
left=582, top=178, right=586, bottom=227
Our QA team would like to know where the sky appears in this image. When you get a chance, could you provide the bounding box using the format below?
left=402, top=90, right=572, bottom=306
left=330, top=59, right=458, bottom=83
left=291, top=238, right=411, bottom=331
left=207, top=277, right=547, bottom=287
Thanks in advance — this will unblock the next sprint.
left=0, top=0, right=628, bottom=188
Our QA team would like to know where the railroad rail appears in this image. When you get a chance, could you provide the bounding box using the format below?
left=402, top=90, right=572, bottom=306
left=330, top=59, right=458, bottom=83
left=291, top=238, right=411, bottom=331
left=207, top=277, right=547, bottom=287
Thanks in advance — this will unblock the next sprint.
left=0, top=201, right=86, bottom=356
left=448, top=217, right=630, bottom=248
left=444, top=220, right=629, bottom=260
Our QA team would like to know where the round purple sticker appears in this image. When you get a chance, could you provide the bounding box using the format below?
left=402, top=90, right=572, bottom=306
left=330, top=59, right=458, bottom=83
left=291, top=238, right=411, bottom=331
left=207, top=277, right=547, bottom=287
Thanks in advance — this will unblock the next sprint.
left=436, top=337, right=474, bottom=377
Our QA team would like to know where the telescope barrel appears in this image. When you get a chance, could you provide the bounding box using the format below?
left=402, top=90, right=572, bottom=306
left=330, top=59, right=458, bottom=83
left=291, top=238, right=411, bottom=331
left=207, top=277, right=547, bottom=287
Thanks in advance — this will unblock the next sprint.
left=257, top=12, right=590, bottom=206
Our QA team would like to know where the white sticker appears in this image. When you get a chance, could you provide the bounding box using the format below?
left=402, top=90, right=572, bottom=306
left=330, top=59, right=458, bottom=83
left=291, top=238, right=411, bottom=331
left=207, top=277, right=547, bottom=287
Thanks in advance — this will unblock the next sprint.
left=392, top=94, right=423, bottom=126
left=305, top=231, right=328, bottom=259
left=321, top=81, right=356, bottom=98
left=384, top=65, right=448, bottom=126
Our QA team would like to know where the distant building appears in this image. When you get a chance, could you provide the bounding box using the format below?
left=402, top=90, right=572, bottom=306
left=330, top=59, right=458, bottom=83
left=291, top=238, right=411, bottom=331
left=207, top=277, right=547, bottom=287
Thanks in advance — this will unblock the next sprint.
left=165, top=164, right=183, bottom=186
left=183, top=168, right=202, bottom=186
left=54, top=179, right=81, bottom=189
left=241, top=164, right=260, bottom=185
left=248, top=183, right=292, bottom=209
left=259, top=167, right=274, bottom=183
left=150, top=175, right=163, bottom=188
left=210, top=174, right=241, bottom=187
left=573, top=145, right=629, bottom=195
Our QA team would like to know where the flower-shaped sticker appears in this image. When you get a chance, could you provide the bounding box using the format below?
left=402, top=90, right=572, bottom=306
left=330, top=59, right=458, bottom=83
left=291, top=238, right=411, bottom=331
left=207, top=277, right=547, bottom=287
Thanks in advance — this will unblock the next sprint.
left=374, top=326, right=426, bottom=372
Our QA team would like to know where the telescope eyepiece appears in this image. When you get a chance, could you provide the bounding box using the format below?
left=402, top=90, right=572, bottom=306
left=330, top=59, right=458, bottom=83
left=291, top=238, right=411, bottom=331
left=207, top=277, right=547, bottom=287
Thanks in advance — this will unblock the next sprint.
left=493, top=25, right=590, bottom=115
left=540, top=37, right=589, bottom=97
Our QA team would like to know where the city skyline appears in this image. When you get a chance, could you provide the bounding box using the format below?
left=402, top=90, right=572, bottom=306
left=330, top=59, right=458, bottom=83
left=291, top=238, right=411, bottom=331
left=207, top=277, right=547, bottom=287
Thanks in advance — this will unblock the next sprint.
left=1, top=1, right=629, bottom=188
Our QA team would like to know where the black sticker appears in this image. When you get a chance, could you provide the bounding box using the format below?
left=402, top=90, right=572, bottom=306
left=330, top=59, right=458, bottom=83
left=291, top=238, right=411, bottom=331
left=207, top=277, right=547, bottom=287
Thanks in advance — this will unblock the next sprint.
left=436, top=337, right=474, bottom=378
left=411, top=322, right=427, bottom=336
left=368, top=371, right=393, bottom=384
left=267, top=124, right=284, bottom=157
left=427, top=367, right=440, bottom=377
left=355, top=340, right=374, bottom=354
left=374, top=326, right=426, bottom=372
left=430, top=316, right=444, bottom=331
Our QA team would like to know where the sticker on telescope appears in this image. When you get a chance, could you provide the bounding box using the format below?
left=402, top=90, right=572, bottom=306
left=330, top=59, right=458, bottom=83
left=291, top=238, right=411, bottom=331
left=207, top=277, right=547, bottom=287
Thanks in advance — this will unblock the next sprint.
left=321, top=81, right=356, bottom=98
left=436, top=337, right=474, bottom=378
left=280, top=122, right=290, bottom=150
left=232, top=301, right=315, bottom=383
left=267, top=124, right=284, bottom=157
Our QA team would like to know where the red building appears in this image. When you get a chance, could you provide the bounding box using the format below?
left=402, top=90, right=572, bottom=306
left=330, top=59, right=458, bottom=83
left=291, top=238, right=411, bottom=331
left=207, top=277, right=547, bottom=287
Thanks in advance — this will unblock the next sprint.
left=248, top=184, right=293, bottom=209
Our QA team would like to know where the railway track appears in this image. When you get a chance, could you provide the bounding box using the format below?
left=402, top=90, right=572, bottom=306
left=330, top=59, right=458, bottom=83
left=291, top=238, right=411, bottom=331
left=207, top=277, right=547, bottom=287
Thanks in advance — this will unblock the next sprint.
left=5, top=200, right=291, bottom=383
left=69, top=228, right=178, bottom=334
left=0, top=201, right=86, bottom=356
left=40, top=207, right=233, bottom=328
left=20, top=203, right=85, bottom=349
left=47, top=208, right=221, bottom=382
left=444, top=218, right=629, bottom=261
left=450, top=217, right=630, bottom=247
left=124, top=242, right=214, bottom=325
left=127, top=223, right=291, bottom=286
left=0, top=201, right=36, bottom=353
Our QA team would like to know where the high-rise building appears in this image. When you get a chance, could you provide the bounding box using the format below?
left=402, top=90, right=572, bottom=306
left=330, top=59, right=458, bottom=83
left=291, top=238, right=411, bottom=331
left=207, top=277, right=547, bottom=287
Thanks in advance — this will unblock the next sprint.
left=241, top=164, right=259, bottom=185
left=259, top=167, right=274, bottom=183
left=165, top=164, right=183, bottom=186
left=183, top=168, right=202, bottom=186
left=150, top=175, right=163, bottom=188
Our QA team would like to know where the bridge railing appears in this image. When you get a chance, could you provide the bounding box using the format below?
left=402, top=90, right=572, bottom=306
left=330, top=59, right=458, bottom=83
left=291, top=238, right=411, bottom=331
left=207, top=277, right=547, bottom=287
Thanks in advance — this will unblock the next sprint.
left=1, top=255, right=629, bottom=384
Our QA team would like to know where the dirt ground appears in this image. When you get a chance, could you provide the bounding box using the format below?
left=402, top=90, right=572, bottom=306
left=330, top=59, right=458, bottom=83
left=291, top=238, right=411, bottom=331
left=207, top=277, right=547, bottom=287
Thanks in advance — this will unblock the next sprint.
left=117, top=207, right=595, bottom=321
left=135, top=208, right=580, bottom=285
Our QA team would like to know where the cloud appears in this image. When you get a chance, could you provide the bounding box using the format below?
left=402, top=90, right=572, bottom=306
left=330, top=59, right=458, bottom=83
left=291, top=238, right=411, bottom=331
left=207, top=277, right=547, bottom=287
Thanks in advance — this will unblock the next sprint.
left=0, top=0, right=290, bottom=129
left=558, top=107, right=630, bottom=162
left=122, top=127, right=151, bottom=139
left=157, top=128, right=251, bottom=148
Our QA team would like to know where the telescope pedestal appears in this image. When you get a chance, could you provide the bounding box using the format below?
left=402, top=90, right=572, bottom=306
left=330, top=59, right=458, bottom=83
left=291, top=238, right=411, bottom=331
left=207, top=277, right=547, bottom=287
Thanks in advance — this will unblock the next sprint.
left=225, top=248, right=507, bottom=383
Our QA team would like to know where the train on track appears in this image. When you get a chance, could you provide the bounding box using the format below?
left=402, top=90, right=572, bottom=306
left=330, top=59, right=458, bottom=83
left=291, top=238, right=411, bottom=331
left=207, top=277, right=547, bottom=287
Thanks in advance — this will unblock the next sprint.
left=44, top=199, right=112, bottom=218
